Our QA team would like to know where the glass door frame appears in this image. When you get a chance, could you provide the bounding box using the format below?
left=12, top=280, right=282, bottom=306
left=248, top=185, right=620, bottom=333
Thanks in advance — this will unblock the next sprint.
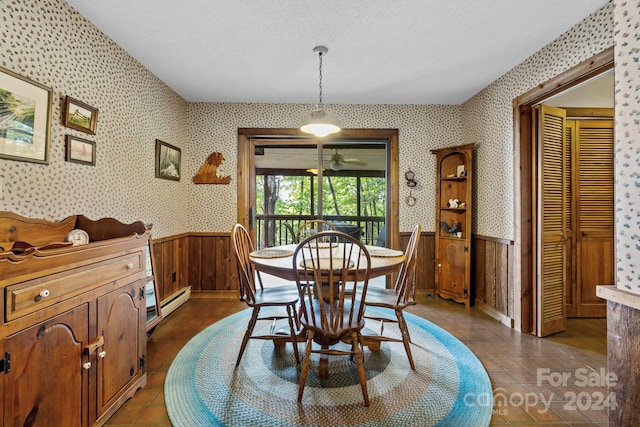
left=237, top=127, right=400, bottom=254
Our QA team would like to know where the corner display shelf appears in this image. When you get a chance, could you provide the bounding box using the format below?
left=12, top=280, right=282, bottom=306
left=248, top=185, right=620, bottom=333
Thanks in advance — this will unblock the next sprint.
left=431, top=143, right=475, bottom=307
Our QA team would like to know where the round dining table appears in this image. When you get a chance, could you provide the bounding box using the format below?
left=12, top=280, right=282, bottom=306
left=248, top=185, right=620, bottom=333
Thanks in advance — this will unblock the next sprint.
left=249, top=243, right=406, bottom=379
left=249, top=243, right=406, bottom=281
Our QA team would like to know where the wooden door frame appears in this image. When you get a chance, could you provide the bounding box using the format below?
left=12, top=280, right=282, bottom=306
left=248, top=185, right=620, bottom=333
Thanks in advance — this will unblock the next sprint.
left=513, top=47, right=613, bottom=333
left=237, top=128, right=400, bottom=252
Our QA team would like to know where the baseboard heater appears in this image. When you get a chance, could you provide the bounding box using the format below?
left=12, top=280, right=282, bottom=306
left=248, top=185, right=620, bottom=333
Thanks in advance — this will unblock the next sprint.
left=161, top=286, right=191, bottom=317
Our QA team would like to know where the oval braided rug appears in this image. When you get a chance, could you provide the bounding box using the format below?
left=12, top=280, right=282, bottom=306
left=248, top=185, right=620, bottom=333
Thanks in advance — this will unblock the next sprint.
left=165, top=307, right=493, bottom=426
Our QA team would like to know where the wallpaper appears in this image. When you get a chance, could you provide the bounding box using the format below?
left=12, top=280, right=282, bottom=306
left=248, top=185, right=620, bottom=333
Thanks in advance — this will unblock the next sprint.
left=461, top=2, right=614, bottom=240
left=186, top=102, right=461, bottom=234
left=0, top=0, right=189, bottom=238
left=613, top=1, right=640, bottom=292
left=0, top=0, right=628, bottom=286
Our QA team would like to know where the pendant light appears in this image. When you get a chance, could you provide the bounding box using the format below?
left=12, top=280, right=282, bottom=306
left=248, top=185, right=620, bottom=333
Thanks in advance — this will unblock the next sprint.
left=300, top=46, right=341, bottom=137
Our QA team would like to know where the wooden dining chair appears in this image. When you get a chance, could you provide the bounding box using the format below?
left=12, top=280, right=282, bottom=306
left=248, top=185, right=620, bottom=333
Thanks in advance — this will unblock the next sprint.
left=279, top=222, right=297, bottom=245
left=363, top=224, right=421, bottom=370
left=293, top=231, right=372, bottom=406
left=295, top=219, right=336, bottom=243
left=231, top=224, right=300, bottom=366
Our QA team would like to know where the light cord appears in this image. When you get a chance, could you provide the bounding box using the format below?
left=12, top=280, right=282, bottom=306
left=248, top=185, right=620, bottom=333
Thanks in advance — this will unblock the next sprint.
left=318, top=51, right=323, bottom=105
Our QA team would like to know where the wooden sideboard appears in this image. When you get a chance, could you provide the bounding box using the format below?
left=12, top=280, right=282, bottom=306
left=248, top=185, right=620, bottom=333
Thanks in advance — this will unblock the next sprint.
left=0, top=212, right=151, bottom=426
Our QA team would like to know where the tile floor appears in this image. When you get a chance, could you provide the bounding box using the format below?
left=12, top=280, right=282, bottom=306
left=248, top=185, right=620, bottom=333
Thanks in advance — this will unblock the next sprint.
left=104, top=296, right=609, bottom=426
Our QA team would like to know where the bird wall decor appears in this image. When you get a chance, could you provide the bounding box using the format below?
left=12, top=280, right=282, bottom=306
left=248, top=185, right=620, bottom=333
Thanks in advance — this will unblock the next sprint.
left=439, top=219, right=460, bottom=236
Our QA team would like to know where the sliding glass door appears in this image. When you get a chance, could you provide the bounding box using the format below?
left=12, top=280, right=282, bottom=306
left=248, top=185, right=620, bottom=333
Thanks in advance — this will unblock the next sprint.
left=236, top=128, right=400, bottom=262
left=254, top=142, right=388, bottom=249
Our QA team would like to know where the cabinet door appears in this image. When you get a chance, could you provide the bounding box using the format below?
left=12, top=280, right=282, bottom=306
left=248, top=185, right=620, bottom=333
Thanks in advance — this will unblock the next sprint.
left=3, top=305, right=89, bottom=427
left=438, top=239, right=468, bottom=301
left=96, top=279, right=145, bottom=418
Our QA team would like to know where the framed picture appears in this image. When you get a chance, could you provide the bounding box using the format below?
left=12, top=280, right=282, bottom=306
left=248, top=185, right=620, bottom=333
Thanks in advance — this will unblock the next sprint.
left=456, top=164, right=466, bottom=177
left=155, top=139, right=181, bottom=181
left=0, top=66, right=53, bottom=164
left=64, top=95, right=98, bottom=134
left=65, top=135, right=96, bottom=166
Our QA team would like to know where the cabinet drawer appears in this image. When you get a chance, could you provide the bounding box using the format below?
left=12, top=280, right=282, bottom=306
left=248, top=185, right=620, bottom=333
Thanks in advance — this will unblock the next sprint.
left=5, top=251, right=143, bottom=322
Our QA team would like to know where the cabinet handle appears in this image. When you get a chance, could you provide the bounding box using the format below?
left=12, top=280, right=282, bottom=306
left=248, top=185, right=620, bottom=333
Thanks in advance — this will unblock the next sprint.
left=98, top=351, right=107, bottom=359
left=438, top=264, right=442, bottom=268
left=82, top=362, right=92, bottom=370
left=126, top=263, right=134, bottom=270
left=84, top=335, right=105, bottom=355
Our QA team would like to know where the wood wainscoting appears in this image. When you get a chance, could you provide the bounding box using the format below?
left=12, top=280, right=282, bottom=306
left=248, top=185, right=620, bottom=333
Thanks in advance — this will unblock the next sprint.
left=473, top=235, right=515, bottom=328
left=151, top=233, right=239, bottom=305
left=151, top=233, right=189, bottom=302
left=401, top=230, right=436, bottom=297
left=152, top=231, right=515, bottom=328
left=187, top=233, right=239, bottom=295
left=150, top=233, right=191, bottom=316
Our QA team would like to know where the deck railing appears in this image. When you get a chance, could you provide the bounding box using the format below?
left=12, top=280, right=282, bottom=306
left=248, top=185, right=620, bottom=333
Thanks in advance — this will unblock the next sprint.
left=255, top=215, right=385, bottom=249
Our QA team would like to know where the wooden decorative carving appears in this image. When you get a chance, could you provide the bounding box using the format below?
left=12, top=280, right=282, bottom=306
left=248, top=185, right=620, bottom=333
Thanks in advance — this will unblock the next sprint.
left=193, top=152, right=232, bottom=184
left=0, top=211, right=150, bottom=256
left=0, top=212, right=76, bottom=249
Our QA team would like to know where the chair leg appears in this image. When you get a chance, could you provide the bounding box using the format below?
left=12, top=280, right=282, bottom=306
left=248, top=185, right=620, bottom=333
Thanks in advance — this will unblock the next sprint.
left=297, top=330, right=314, bottom=403
left=292, top=303, right=300, bottom=330
left=351, top=331, right=370, bottom=407
left=349, top=332, right=357, bottom=362
left=286, top=304, right=300, bottom=364
left=396, top=310, right=415, bottom=370
left=236, top=307, right=260, bottom=366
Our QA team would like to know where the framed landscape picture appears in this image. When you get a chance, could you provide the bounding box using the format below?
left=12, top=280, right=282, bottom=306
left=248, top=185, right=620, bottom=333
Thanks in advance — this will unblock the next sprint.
left=64, top=95, right=98, bottom=135
left=0, top=66, right=53, bottom=164
left=155, top=139, right=181, bottom=181
left=65, top=135, right=96, bottom=166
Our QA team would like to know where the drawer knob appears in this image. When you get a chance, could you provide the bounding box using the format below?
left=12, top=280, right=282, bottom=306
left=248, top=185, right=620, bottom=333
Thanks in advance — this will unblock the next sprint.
left=126, top=263, right=134, bottom=270
left=98, top=351, right=107, bottom=359
left=82, top=362, right=92, bottom=370
left=35, top=289, right=51, bottom=301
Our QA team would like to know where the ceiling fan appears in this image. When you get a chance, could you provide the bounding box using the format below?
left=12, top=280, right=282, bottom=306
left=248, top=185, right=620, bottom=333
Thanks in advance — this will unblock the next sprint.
left=325, top=149, right=368, bottom=171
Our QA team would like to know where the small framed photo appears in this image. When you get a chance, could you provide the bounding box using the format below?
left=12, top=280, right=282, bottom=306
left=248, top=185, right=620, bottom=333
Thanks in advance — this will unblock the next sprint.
left=456, top=164, right=466, bottom=177
left=65, top=135, right=96, bottom=166
left=0, top=66, right=53, bottom=164
left=64, top=95, right=98, bottom=134
left=155, top=139, right=181, bottom=181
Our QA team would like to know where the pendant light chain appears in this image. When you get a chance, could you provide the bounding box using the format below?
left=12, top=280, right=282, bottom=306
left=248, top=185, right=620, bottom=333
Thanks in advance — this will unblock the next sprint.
left=300, top=45, right=340, bottom=137
left=318, top=50, right=323, bottom=105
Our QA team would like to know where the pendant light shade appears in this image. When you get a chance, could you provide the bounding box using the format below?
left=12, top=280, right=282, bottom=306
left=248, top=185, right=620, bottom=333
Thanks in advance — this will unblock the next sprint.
left=301, top=46, right=341, bottom=137
left=301, top=105, right=340, bottom=137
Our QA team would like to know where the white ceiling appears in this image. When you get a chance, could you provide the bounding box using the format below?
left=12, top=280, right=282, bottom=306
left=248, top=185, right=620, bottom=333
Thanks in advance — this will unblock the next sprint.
left=544, top=70, right=614, bottom=108
left=64, top=0, right=607, bottom=105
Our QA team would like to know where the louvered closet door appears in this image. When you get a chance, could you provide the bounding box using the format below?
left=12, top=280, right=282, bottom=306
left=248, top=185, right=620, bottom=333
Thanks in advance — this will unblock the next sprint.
left=574, top=119, right=614, bottom=317
left=564, top=122, right=577, bottom=317
left=536, top=105, right=567, bottom=337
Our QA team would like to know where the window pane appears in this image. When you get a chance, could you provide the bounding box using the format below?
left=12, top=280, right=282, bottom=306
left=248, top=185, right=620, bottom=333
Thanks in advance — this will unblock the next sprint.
left=322, top=176, right=358, bottom=217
